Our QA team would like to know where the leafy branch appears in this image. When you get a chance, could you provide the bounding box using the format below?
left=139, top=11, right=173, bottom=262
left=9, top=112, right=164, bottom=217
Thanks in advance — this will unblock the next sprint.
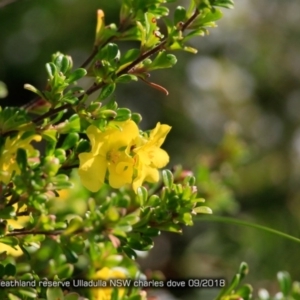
left=32, top=8, right=200, bottom=126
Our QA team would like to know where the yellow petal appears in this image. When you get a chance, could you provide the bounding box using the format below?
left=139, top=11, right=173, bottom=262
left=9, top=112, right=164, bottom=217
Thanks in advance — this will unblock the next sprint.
left=132, top=161, right=159, bottom=192
left=132, top=172, right=145, bottom=193
left=144, top=166, right=159, bottom=182
left=108, top=120, right=139, bottom=149
left=108, top=157, right=134, bottom=188
left=86, top=125, right=109, bottom=155
left=78, top=153, right=107, bottom=192
left=150, top=123, right=171, bottom=147
left=149, top=148, right=169, bottom=168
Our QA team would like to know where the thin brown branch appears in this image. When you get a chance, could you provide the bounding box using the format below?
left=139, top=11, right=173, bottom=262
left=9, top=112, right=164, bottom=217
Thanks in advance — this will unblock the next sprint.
left=81, top=45, right=99, bottom=68
left=31, top=9, right=201, bottom=125
left=32, top=102, right=71, bottom=124
left=6, top=229, right=64, bottom=236
left=6, top=227, right=85, bottom=237
left=182, top=8, right=200, bottom=31
left=0, top=0, right=21, bottom=9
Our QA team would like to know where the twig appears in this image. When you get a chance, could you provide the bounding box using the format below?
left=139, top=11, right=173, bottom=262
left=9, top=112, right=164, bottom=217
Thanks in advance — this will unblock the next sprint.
left=0, top=0, right=21, bottom=9
left=6, top=229, right=64, bottom=236
left=31, top=9, right=201, bottom=125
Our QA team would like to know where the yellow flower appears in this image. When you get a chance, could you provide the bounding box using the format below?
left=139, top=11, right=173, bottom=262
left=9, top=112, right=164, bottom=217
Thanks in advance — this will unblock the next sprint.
left=78, top=120, right=139, bottom=192
left=92, top=267, right=127, bottom=300
left=133, top=123, right=171, bottom=192
left=0, top=217, right=28, bottom=257
left=78, top=121, right=171, bottom=193
left=0, top=132, right=41, bottom=184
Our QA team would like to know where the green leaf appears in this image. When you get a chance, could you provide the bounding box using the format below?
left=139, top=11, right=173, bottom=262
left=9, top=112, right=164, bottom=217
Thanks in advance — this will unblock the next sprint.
left=149, top=6, right=169, bottom=17
left=5, top=263, right=16, bottom=276
left=277, top=271, right=292, bottom=297
left=236, top=284, right=253, bottom=300
left=143, top=13, right=162, bottom=51
left=131, top=113, right=142, bottom=124
left=8, top=294, right=20, bottom=300
left=122, top=246, right=137, bottom=260
left=24, top=84, right=45, bottom=99
left=97, top=109, right=117, bottom=119
left=61, top=133, right=79, bottom=150
left=106, top=207, right=120, bottom=222
left=292, top=282, right=300, bottom=300
left=128, top=236, right=153, bottom=251
left=174, top=6, right=187, bottom=24
left=60, top=245, right=78, bottom=264
left=0, top=207, right=16, bottom=219
left=57, top=263, right=74, bottom=279
left=176, top=212, right=193, bottom=226
left=69, top=236, right=85, bottom=254
left=114, top=224, right=132, bottom=233
left=148, top=195, right=160, bottom=207
left=183, top=175, right=196, bottom=186
left=52, top=175, right=73, bottom=190
left=66, top=68, right=87, bottom=83
left=23, top=234, right=45, bottom=243
left=227, top=274, right=241, bottom=294
left=115, top=108, right=131, bottom=121
left=58, top=55, right=72, bottom=74
left=45, top=62, right=57, bottom=79
left=0, top=236, right=18, bottom=248
left=156, top=223, right=182, bottom=233
left=103, top=43, right=120, bottom=61
left=54, top=53, right=66, bottom=72
left=194, top=206, right=212, bottom=214
left=239, top=262, right=249, bottom=280
left=46, top=287, right=64, bottom=300
left=18, top=288, right=38, bottom=298
left=188, top=8, right=223, bottom=30
left=136, top=186, right=148, bottom=206
left=116, top=74, right=138, bottom=83
left=111, top=288, right=119, bottom=300
left=0, top=81, right=8, bottom=98
left=57, top=114, right=81, bottom=134
left=119, top=214, right=140, bottom=226
left=99, top=83, right=116, bottom=100
left=162, top=169, right=174, bottom=188
left=118, top=49, right=140, bottom=70
left=0, top=107, right=31, bottom=133
left=183, top=28, right=206, bottom=42
left=64, top=293, right=81, bottom=300
left=148, top=51, right=177, bottom=71
left=104, top=255, right=123, bottom=267
left=75, top=139, right=90, bottom=153
left=54, top=148, right=66, bottom=163
left=212, top=0, right=234, bottom=9
left=118, top=26, right=142, bottom=42
left=139, top=227, right=160, bottom=237
left=16, top=148, right=27, bottom=173
left=19, top=244, right=31, bottom=260
left=42, top=129, right=57, bottom=143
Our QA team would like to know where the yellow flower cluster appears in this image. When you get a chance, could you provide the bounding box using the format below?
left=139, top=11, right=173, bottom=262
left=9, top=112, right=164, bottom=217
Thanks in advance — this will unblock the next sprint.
left=0, top=133, right=41, bottom=255
left=92, top=267, right=126, bottom=300
left=0, top=132, right=41, bottom=184
left=78, top=120, right=171, bottom=193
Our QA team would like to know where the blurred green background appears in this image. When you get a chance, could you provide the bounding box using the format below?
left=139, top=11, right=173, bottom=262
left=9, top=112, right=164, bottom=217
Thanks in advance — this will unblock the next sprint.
left=1, top=0, right=300, bottom=298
